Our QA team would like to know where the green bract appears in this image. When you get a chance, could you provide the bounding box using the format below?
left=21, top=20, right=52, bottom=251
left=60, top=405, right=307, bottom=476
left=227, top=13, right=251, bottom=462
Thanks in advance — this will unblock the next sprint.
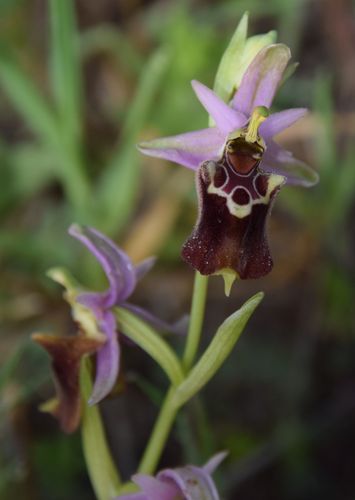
left=173, top=292, right=264, bottom=408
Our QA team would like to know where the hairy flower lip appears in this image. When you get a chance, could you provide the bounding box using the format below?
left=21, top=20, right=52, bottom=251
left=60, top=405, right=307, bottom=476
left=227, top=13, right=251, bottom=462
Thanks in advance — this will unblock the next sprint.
left=181, top=151, right=286, bottom=280
left=32, top=332, right=103, bottom=433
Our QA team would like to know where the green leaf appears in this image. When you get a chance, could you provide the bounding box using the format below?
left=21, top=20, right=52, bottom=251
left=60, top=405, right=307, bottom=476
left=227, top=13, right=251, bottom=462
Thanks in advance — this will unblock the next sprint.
left=0, top=43, right=90, bottom=213
left=0, top=45, right=59, bottom=145
left=80, top=358, right=121, bottom=500
left=173, top=292, right=264, bottom=408
left=49, top=0, right=82, bottom=141
left=96, top=49, right=169, bottom=234
left=116, top=307, right=185, bottom=386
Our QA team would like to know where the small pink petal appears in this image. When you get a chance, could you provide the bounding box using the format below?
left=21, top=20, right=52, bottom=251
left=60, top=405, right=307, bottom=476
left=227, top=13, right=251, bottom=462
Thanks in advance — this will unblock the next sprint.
left=192, top=80, right=247, bottom=134
left=203, top=451, right=228, bottom=475
left=233, top=44, right=291, bottom=115
left=260, top=108, right=308, bottom=138
left=262, top=141, right=319, bottom=187
left=89, top=312, right=120, bottom=405
left=120, top=303, right=186, bottom=336
left=135, top=257, right=156, bottom=281
left=69, top=225, right=136, bottom=305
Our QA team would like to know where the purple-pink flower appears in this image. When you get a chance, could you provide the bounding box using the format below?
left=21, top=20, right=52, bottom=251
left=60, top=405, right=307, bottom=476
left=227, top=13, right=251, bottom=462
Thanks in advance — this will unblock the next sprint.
left=139, top=44, right=318, bottom=280
left=68, top=225, right=154, bottom=405
left=116, top=452, right=226, bottom=500
left=34, top=225, right=180, bottom=432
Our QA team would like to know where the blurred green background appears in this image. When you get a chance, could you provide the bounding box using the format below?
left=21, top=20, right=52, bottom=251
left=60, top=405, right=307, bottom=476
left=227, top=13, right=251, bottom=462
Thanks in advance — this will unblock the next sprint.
left=0, top=0, right=355, bottom=499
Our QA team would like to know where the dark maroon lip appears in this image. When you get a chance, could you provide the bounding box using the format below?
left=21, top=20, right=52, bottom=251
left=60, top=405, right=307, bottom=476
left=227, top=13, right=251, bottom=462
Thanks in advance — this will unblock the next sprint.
left=181, top=139, right=284, bottom=280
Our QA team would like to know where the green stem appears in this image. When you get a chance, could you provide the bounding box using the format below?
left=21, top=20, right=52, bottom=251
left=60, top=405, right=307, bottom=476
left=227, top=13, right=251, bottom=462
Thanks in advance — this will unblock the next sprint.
left=137, top=271, right=209, bottom=474
left=80, top=358, right=121, bottom=500
left=183, top=272, right=209, bottom=371
left=138, top=388, right=178, bottom=474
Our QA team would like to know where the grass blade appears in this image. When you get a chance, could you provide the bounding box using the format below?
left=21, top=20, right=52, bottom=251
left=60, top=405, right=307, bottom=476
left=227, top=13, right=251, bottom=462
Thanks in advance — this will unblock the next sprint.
left=49, top=0, right=82, bottom=141
left=0, top=45, right=58, bottom=145
left=96, top=49, right=169, bottom=234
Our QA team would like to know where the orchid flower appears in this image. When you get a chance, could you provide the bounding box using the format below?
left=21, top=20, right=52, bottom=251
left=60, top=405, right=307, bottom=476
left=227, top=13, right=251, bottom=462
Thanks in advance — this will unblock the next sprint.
left=139, top=44, right=318, bottom=283
left=34, top=224, right=179, bottom=432
left=116, top=452, right=226, bottom=500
